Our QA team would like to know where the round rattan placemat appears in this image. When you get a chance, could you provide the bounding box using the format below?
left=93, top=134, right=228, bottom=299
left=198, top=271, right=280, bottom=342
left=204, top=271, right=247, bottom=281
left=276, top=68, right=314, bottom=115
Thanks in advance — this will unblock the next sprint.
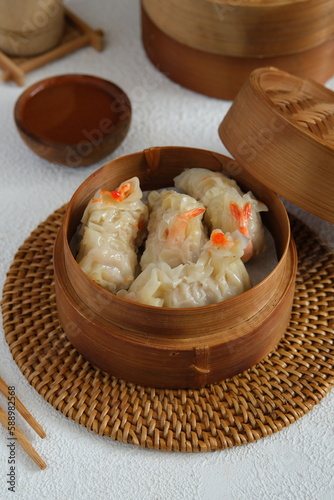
left=1, top=207, right=334, bottom=452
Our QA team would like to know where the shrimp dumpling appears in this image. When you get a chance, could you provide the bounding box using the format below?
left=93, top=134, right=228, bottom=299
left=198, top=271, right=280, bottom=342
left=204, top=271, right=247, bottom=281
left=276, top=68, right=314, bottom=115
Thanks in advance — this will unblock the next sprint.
left=118, top=262, right=181, bottom=307
left=174, top=168, right=268, bottom=261
left=140, top=190, right=207, bottom=270
left=174, top=167, right=242, bottom=205
left=76, top=177, right=148, bottom=293
left=118, top=230, right=251, bottom=308
left=205, top=188, right=268, bottom=262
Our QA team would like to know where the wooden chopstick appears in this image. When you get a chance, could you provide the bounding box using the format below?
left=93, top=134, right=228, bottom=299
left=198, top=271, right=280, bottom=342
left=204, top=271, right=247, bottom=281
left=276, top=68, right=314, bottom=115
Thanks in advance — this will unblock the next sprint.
left=0, top=377, right=46, bottom=469
left=0, top=378, right=46, bottom=439
left=0, top=407, right=46, bottom=470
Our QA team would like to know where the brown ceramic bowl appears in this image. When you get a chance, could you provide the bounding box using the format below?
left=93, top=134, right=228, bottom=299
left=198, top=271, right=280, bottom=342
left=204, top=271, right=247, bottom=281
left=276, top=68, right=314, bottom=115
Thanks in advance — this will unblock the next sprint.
left=53, top=146, right=297, bottom=389
left=14, top=74, right=131, bottom=167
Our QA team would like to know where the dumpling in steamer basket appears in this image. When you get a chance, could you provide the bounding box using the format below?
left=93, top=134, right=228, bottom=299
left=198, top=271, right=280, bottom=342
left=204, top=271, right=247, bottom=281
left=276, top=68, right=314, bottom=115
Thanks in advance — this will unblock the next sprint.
left=76, top=177, right=148, bottom=293
left=174, top=168, right=268, bottom=261
left=205, top=187, right=268, bottom=261
left=118, top=229, right=251, bottom=308
left=140, top=189, right=207, bottom=270
left=173, top=167, right=242, bottom=203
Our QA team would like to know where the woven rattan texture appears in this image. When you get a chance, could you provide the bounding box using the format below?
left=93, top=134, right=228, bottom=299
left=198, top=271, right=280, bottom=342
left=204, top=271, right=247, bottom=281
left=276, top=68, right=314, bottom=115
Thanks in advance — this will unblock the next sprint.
left=1, top=206, right=334, bottom=452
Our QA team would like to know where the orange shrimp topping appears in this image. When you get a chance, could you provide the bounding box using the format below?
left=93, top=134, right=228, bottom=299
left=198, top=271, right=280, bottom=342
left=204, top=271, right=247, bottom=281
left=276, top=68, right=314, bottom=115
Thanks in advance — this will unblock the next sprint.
left=230, top=202, right=251, bottom=237
left=91, top=182, right=133, bottom=203
left=211, top=231, right=229, bottom=246
left=179, top=208, right=205, bottom=220
left=165, top=208, right=205, bottom=241
left=110, top=190, right=122, bottom=200
left=91, top=190, right=110, bottom=203
left=110, top=182, right=132, bottom=201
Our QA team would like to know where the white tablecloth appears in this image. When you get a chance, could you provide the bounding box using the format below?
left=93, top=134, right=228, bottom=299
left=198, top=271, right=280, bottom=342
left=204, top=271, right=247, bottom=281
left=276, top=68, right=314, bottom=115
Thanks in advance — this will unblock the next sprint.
left=0, top=1, right=333, bottom=499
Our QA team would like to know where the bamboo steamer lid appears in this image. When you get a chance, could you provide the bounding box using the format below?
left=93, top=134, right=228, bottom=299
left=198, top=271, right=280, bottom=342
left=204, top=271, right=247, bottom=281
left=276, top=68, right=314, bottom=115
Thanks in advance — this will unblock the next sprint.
left=219, top=67, right=334, bottom=223
left=142, top=0, right=334, bottom=58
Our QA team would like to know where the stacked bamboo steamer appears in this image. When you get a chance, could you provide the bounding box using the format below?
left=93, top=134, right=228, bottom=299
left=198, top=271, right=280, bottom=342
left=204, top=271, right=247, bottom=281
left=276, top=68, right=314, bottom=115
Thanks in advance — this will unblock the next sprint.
left=0, top=0, right=64, bottom=57
left=141, top=0, right=334, bottom=100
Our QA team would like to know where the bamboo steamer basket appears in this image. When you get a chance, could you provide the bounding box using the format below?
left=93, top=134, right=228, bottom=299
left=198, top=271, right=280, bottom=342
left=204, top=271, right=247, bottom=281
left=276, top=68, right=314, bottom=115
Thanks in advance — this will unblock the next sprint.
left=0, top=0, right=64, bottom=57
left=53, top=146, right=297, bottom=389
left=219, top=67, right=334, bottom=223
left=142, top=0, right=334, bottom=58
left=141, top=4, right=334, bottom=100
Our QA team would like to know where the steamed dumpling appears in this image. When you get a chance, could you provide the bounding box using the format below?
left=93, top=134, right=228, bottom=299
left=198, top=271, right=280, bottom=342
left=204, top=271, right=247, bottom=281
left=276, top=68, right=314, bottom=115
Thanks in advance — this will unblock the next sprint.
left=118, top=230, right=251, bottom=307
left=140, top=190, right=207, bottom=270
left=174, top=168, right=268, bottom=261
left=76, top=177, right=148, bottom=293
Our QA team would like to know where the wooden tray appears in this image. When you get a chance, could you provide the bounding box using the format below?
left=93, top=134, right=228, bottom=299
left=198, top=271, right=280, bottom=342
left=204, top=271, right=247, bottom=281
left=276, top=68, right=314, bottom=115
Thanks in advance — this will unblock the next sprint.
left=0, top=8, right=104, bottom=86
left=1, top=208, right=334, bottom=451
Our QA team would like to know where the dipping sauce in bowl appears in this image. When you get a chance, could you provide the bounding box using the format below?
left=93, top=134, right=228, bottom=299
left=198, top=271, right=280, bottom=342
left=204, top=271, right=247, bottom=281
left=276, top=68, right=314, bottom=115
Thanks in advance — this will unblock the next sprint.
left=14, top=74, right=132, bottom=167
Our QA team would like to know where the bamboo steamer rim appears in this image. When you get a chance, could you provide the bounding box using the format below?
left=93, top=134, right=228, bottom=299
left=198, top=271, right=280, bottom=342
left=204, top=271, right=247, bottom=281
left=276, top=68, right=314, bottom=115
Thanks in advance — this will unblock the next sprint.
left=142, top=0, right=334, bottom=58
left=218, top=67, right=334, bottom=223
left=61, top=146, right=290, bottom=322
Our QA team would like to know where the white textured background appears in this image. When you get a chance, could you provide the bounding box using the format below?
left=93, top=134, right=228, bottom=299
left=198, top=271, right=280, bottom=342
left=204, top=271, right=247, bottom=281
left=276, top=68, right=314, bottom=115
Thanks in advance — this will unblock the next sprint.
left=0, top=1, right=333, bottom=499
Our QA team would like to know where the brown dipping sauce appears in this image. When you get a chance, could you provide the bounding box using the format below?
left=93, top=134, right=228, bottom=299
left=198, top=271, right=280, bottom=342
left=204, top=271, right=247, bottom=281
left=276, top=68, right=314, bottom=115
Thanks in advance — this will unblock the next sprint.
left=22, top=79, right=125, bottom=144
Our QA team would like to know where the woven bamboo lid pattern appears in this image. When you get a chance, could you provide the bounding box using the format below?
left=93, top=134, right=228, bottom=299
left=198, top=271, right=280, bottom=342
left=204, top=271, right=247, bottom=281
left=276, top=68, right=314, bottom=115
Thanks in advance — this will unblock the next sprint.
left=1, top=206, right=334, bottom=452
left=219, top=67, right=334, bottom=223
